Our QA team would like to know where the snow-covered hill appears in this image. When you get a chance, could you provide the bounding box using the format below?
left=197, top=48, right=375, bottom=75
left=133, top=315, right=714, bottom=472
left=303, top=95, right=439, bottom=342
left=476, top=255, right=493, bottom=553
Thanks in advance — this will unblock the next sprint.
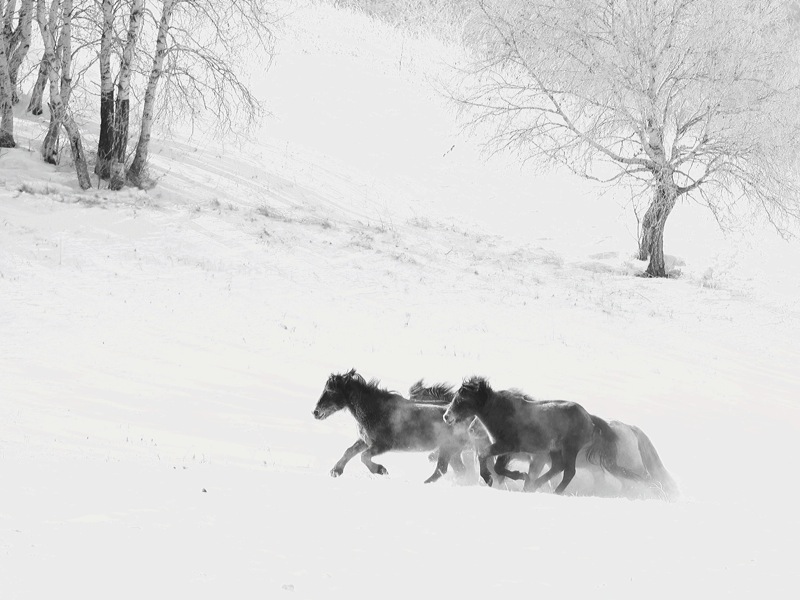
left=1, top=2, right=798, bottom=598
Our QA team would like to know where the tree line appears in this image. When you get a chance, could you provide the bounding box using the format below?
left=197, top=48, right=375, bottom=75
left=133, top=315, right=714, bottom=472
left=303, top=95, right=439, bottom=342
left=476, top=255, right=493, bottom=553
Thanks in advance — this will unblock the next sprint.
left=1, top=0, right=274, bottom=190
left=4, top=0, right=800, bottom=278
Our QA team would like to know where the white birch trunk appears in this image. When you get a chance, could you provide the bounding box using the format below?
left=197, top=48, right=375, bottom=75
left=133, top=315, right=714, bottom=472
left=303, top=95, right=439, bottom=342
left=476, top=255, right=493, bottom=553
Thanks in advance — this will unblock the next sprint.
left=36, top=0, right=90, bottom=189
left=7, top=0, right=33, bottom=104
left=2, top=1, right=15, bottom=37
left=109, top=0, right=144, bottom=190
left=95, top=0, right=114, bottom=177
left=0, top=17, right=15, bottom=147
left=40, top=0, right=63, bottom=164
left=128, top=0, right=174, bottom=187
left=26, top=49, right=46, bottom=113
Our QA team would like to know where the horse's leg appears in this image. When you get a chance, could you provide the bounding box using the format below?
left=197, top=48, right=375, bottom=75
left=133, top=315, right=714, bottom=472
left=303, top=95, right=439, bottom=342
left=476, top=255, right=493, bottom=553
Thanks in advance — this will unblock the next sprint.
left=330, top=439, right=368, bottom=477
left=522, top=453, right=549, bottom=492
left=494, top=454, right=526, bottom=481
left=360, top=444, right=390, bottom=475
left=478, top=442, right=516, bottom=487
left=424, top=447, right=452, bottom=484
left=449, top=451, right=467, bottom=475
left=554, top=446, right=579, bottom=495
left=478, top=453, right=494, bottom=487
left=530, top=451, right=565, bottom=491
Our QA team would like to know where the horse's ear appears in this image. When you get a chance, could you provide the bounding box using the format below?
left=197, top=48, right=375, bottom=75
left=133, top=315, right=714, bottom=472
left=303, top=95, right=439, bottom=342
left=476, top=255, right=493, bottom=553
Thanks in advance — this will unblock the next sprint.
left=346, top=368, right=357, bottom=378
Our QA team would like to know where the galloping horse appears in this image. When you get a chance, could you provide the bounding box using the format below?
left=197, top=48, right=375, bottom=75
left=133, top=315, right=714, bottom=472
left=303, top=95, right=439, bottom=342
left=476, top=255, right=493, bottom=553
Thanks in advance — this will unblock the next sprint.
left=312, top=369, right=472, bottom=483
left=416, top=378, right=678, bottom=499
left=443, top=376, right=642, bottom=495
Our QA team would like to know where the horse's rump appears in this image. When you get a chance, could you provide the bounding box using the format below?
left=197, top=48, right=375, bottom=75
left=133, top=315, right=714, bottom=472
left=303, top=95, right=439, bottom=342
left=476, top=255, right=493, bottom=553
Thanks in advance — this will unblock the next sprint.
left=631, top=425, right=680, bottom=500
left=585, top=416, right=644, bottom=481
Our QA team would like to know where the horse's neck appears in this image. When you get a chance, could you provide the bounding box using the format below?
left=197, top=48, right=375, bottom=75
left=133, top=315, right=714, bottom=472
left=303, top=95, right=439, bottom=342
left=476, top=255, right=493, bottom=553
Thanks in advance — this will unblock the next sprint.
left=345, top=388, right=386, bottom=425
left=476, top=394, right=507, bottom=436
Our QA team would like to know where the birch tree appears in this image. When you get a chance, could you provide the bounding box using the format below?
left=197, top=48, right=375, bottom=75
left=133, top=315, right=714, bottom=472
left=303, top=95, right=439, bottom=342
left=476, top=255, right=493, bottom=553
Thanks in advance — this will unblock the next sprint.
left=455, top=0, right=800, bottom=277
left=94, top=0, right=114, bottom=177
left=127, top=0, right=274, bottom=187
left=26, top=0, right=56, bottom=114
left=0, top=42, right=13, bottom=147
left=108, top=0, right=143, bottom=189
left=0, top=0, right=22, bottom=145
left=36, top=0, right=91, bottom=188
left=40, top=0, right=72, bottom=163
left=127, top=0, right=172, bottom=187
left=5, top=0, right=34, bottom=104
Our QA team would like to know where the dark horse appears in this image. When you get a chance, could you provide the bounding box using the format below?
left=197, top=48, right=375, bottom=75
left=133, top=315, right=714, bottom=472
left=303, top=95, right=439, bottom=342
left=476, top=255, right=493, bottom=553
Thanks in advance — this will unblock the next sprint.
left=443, top=376, right=641, bottom=494
left=417, top=379, right=677, bottom=499
left=313, top=369, right=472, bottom=483
left=409, top=379, right=527, bottom=483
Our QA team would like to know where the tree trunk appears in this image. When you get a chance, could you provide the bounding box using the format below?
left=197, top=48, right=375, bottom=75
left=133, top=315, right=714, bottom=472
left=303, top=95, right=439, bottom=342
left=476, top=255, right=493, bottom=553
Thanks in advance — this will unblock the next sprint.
left=41, top=108, right=58, bottom=161
left=128, top=0, right=174, bottom=188
left=95, top=0, right=114, bottom=178
left=0, top=33, right=15, bottom=147
left=639, top=171, right=678, bottom=278
left=7, top=0, right=33, bottom=104
left=0, top=0, right=15, bottom=147
left=40, top=0, right=71, bottom=163
left=36, top=0, right=90, bottom=189
left=108, top=94, right=128, bottom=190
left=26, top=50, right=47, bottom=114
left=2, top=0, right=15, bottom=35
left=109, top=0, right=143, bottom=190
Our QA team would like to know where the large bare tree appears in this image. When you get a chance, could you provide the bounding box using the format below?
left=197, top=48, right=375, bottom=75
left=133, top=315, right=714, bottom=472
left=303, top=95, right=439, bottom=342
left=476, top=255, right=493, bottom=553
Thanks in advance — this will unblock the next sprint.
left=454, top=0, right=800, bottom=277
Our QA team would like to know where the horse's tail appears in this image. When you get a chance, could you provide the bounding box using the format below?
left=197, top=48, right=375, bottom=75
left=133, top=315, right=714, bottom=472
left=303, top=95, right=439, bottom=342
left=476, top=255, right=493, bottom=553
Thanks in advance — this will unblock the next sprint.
left=586, top=416, right=643, bottom=481
left=631, top=425, right=680, bottom=501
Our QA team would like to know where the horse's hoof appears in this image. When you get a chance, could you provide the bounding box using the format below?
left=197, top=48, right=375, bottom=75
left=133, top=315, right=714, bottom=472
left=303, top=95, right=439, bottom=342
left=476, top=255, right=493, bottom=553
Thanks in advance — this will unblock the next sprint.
left=482, top=475, right=493, bottom=487
left=330, top=469, right=342, bottom=478
left=375, top=466, right=388, bottom=475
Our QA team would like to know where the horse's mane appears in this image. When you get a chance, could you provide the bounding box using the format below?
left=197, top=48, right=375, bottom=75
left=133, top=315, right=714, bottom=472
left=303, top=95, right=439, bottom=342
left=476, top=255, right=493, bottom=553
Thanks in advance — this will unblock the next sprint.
left=461, top=375, right=491, bottom=394
left=461, top=377, right=539, bottom=403
left=334, top=369, right=399, bottom=401
left=366, top=377, right=400, bottom=399
left=409, top=379, right=454, bottom=404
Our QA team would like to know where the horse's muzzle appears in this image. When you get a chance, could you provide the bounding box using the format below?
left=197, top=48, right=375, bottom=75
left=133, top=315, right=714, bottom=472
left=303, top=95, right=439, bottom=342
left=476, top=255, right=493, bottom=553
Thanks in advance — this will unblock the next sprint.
left=442, top=410, right=455, bottom=425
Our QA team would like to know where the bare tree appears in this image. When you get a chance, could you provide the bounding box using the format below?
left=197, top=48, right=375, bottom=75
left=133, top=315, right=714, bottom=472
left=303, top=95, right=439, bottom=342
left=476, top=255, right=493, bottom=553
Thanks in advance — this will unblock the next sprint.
left=454, top=0, right=800, bottom=277
left=0, top=0, right=21, bottom=145
left=128, top=0, right=275, bottom=187
left=127, top=0, right=174, bottom=188
left=5, top=0, right=34, bottom=104
left=40, top=0, right=73, bottom=163
left=26, top=0, right=57, bottom=114
left=94, top=0, right=114, bottom=177
left=108, top=0, right=143, bottom=189
left=36, top=0, right=91, bottom=188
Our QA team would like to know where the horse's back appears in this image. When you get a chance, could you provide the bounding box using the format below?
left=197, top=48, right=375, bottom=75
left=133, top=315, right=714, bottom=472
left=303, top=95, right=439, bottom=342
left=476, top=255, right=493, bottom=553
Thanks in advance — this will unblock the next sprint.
left=527, top=399, right=595, bottom=440
left=491, top=393, right=595, bottom=450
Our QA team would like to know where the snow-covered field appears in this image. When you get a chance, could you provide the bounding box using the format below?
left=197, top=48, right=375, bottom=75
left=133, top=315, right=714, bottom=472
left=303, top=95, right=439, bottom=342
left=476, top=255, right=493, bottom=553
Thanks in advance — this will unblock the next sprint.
left=2, top=2, right=799, bottom=597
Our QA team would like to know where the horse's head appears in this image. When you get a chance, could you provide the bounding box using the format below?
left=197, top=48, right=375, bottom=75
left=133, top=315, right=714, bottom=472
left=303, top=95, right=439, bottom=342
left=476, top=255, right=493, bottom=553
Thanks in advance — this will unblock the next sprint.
left=312, top=368, right=362, bottom=420
left=443, top=376, right=490, bottom=425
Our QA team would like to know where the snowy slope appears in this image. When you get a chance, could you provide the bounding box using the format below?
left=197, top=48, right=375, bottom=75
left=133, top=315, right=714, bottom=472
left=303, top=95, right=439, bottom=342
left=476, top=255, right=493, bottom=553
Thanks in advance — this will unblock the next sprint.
left=1, top=1, right=799, bottom=598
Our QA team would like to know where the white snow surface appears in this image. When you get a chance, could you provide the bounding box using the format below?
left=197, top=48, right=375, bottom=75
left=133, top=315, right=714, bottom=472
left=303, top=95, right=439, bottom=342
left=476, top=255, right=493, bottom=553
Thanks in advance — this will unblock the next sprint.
left=1, top=2, right=799, bottom=598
